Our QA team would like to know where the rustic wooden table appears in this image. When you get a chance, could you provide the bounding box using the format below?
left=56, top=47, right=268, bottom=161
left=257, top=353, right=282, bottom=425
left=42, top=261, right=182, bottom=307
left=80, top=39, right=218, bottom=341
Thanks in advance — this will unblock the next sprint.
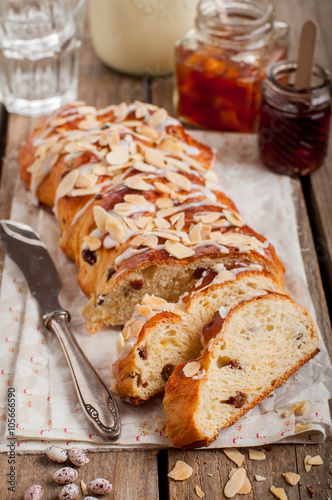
left=0, top=0, right=331, bottom=499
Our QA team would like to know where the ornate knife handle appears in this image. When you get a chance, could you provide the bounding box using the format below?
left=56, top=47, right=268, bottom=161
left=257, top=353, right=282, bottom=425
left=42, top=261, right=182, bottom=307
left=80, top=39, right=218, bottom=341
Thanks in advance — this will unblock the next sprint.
left=44, top=310, right=121, bottom=441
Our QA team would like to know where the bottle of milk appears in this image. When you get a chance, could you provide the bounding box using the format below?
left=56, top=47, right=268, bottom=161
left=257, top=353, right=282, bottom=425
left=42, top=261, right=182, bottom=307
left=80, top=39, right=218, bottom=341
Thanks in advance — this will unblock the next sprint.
left=89, top=0, right=198, bottom=76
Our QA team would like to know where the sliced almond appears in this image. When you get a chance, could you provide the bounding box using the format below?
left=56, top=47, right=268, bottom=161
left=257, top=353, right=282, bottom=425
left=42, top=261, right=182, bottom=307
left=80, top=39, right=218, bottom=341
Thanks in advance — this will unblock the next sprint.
left=165, top=240, right=195, bottom=259
left=113, top=102, right=128, bottom=119
left=136, top=216, right=154, bottom=229
left=295, top=423, right=312, bottom=433
left=189, top=223, right=202, bottom=243
left=165, top=171, right=192, bottom=192
left=56, top=169, right=79, bottom=199
left=114, top=202, right=135, bottom=216
left=159, top=138, right=183, bottom=155
left=223, top=448, right=245, bottom=467
left=148, top=108, right=167, bottom=127
left=255, top=475, right=266, bottom=482
left=93, top=164, right=108, bottom=176
left=238, top=475, right=251, bottom=495
left=116, top=333, right=125, bottom=356
left=77, top=105, right=97, bottom=115
left=175, top=213, right=186, bottom=232
left=123, top=217, right=138, bottom=231
left=307, top=455, right=323, bottom=465
left=106, top=147, right=129, bottom=165
left=108, top=131, right=120, bottom=147
left=105, top=214, right=126, bottom=242
left=135, top=304, right=153, bottom=318
left=96, top=207, right=115, bottom=231
left=125, top=176, right=151, bottom=191
left=283, top=402, right=301, bottom=418
left=70, top=185, right=101, bottom=197
left=170, top=211, right=184, bottom=225
left=200, top=212, right=221, bottom=224
left=124, top=194, right=148, bottom=206
left=223, top=209, right=243, bottom=227
left=83, top=236, right=101, bottom=251
left=153, top=231, right=180, bottom=242
left=168, top=461, right=193, bottom=481
left=270, top=485, right=288, bottom=500
left=167, top=156, right=192, bottom=174
left=183, top=362, right=200, bottom=378
left=249, top=449, right=266, bottom=461
left=181, top=152, right=206, bottom=172
left=157, top=206, right=179, bottom=218
left=80, top=480, right=88, bottom=496
left=282, top=472, right=300, bottom=485
left=142, top=295, right=168, bottom=309
left=154, top=218, right=171, bottom=229
left=75, top=173, right=98, bottom=189
left=130, top=320, right=143, bottom=338
left=144, top=235, right=158, bottom=249
left=145, top=149, right=166, bottom=168
left=133, top=161, right=156, bottom=173
left=304, top=455, right=312, bottom=472
left=294, top=400, right=308, bottom=416
left=195, top=485, right=205, bottom=498
left=121, top=120, right=143, bottom=128
left=136, top=124, right=159, bottom=141
left=154, top=181, right=175, bottom=196
left=122, top=326, right=131, bottom=341
left=135, top=105, right=147, bottom=119
left=156, top=197, right=173, bottom=209
left=78, top=118, right=99, bottom=130
left=224, top=468, right=246, bottom=498
left=131, top=235, right=147, bottom=247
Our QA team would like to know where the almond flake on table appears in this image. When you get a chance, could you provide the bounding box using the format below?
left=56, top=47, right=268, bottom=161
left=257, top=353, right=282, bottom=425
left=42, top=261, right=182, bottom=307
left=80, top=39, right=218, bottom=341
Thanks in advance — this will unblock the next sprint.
left=224, top=468, right=246, bottom=498
left=304, top=455, right=312, bottom=472
left=229, top=468, right=251, bottom=494
left=282, top=472, right=301, bottom=485
left=167, top=461, right=193, bottom=481
left=195, top=485, right=205, bottom=498
left=270, top=485, right=288, bottom=500
left=223, top=448, right=245, bottom=467
left=255, top=475, right=266, bottom=482
left=283, top=402, right=303, bottom=417
left=249, top=449, right=266, bottom=461
left=307, top=455, right=323, bottom=465
left=80, top=480, right=88, bottom=495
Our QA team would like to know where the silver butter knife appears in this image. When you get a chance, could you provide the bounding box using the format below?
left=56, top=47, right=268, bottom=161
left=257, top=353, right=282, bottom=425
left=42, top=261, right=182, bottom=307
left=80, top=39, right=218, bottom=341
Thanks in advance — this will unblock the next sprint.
left=0, top=220, right=121, bottom=441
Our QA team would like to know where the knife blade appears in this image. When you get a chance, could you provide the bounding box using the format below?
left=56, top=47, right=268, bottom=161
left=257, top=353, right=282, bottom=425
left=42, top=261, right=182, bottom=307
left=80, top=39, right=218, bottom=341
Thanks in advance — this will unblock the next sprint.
left=0, top=220, right=121, bottom=441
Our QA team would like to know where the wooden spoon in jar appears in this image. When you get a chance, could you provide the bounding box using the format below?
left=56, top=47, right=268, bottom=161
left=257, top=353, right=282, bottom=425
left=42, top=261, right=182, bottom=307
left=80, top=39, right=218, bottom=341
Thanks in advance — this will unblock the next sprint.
left=295, top=19, right=319, bottom=89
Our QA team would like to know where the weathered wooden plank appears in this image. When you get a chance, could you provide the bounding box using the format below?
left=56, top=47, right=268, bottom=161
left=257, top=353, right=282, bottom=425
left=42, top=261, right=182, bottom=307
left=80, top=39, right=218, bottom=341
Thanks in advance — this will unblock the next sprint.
left=0, top=449, right=159, bottom=499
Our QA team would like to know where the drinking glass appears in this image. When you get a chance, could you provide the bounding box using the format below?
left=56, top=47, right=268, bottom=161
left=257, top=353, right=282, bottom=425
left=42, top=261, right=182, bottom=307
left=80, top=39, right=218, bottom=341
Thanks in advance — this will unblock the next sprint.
left=0, top=0, right=85, bottom=117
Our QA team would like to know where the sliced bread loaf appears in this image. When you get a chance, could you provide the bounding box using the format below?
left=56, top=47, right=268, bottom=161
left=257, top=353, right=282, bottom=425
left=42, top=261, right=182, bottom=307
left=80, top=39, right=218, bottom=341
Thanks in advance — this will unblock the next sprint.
left=163, top=292, right=319, bottom=449
left=112, top=265, right=284, bottom=403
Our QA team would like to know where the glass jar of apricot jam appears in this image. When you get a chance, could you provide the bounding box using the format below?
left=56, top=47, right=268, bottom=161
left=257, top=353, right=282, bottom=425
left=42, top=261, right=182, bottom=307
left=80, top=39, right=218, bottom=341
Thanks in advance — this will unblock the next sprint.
left=174, top=0, right=288, bottom=132
left=259, top=61, right=332, bottom=177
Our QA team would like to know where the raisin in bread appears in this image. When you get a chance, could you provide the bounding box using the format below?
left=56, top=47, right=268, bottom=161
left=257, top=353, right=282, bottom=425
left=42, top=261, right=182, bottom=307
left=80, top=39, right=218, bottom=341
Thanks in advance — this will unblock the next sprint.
left=163, top=293, right=319, bottom=450
left=112, top=265, right=284, bottom=403
left=19, top=101, right=283, bottom=330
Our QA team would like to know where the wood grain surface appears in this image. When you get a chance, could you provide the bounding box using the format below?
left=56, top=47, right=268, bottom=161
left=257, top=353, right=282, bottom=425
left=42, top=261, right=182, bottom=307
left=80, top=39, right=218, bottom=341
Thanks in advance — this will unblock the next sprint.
left=0, top=0, right=331, bottom=499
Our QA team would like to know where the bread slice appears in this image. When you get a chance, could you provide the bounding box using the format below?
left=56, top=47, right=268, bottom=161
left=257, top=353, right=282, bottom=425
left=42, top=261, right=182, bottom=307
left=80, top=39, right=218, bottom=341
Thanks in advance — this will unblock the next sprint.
left=19, top=101, right=284, bottom=330
left=163, top=293, right=319, bottom=450
left=112, top=267, right=284, bottom=403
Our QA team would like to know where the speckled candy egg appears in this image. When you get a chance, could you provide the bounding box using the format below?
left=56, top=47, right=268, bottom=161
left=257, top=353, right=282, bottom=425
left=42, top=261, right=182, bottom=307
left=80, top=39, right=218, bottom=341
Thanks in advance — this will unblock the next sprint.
left=68, top=447, right=88, bottom=466
left=59, top=483, right=80, bottom=500
left=24, top=485, right=43, bottom=500
left=89, top=478, right=113, bottom=495
left=53, top=467, right=78, bottom=485
left=46, top=446, right=68, bottom=463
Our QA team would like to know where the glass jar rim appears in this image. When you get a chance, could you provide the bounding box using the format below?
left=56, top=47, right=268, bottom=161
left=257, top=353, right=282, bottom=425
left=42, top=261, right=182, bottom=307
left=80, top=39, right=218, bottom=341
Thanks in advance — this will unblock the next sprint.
left=266, top=60, right=332, bottom=96
left=196, top=0, right=274, bottom=40
left=0, top=0, right=85, bottom=24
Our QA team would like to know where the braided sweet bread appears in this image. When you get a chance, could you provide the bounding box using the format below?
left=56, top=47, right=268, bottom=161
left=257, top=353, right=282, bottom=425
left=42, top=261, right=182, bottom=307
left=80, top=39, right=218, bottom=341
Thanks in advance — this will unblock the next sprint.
left=19, top=101, right=283, bottom=331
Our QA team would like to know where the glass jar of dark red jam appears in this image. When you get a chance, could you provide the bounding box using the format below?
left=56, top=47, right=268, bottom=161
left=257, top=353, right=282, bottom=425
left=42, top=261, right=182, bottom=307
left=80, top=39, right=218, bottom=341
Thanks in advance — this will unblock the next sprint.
left=174, top=0, right=288, bottom=132
left=259, top=61, right=332, bottom=177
